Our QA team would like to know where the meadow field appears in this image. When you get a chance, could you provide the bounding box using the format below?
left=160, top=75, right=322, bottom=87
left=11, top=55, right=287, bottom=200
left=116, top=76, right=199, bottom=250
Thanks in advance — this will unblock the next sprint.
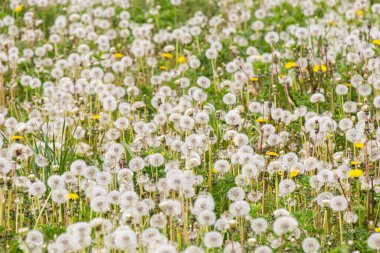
left=1, top=0, right=380, bottom=252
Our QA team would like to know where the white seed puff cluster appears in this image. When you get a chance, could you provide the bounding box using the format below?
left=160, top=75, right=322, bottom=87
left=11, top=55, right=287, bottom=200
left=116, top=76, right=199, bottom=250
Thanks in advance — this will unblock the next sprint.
left=1, top=0, right=380, bottom=252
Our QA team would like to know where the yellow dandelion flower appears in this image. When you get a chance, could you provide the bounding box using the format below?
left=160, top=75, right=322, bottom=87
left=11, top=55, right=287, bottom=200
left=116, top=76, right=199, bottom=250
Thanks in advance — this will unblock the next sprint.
left=375, top=228, right=380, bottom=233
left=290, top=168, right=299, bottom=178
left=11, top=135, right=23, bottom=140
left=328, top=20, right=336, bottom=26
left=177, top=56, right=186, bottom=64
left=69, top=193, right=79, bottom=200
left=250, top=77, right=259, bottom=82
left=351, top=161, right=361, bottom=166
left=114, top=53, right=123, bottom=59
left=348, top=169, right=364, bottom=178
left=212, top=168, right=218, bottom=174
left=313, top=64, right=327, bottom=73
left=92, top=114, right=100, bottom=120
left=354, top=142, right=364, bottom=149
left=161, top=53, right=173, bottom=59
left=356, top=9, right=364, bottom=16
left=345, top=83, right=352, bottom=87
left=279, top=74, right=287, bottom=79
left=160, top=66, right=168, bottom=70
left=277, top=171, right=284, bottom=176
left=372, top=40, right=380, bottom=46
left=285, top=61, right=297, bottom=69
left=256, top=117, right=268, bottom=123
left=15, top=5, right=23, bottom=13
left=266, top=151, right=279, bottom=157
